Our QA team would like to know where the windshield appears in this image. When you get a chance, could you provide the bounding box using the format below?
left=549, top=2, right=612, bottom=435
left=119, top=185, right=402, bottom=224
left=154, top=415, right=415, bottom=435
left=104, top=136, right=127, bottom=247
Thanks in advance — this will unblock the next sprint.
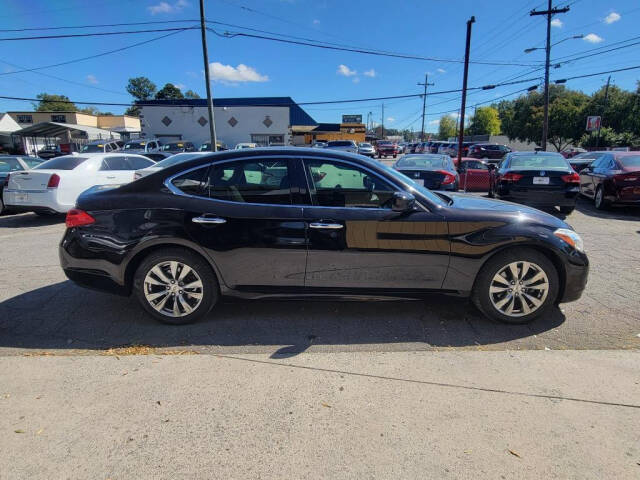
left=125, top=142, right=146, bottom=150
left=376, top=161, right=447, bottom=207
left=328, top=141, right=354, bottom=147
left=81, top=144, right=104, bottom=153
left=378, top=142, right=392, bottom=146
left=0, top=157, right=22, bottom=173
left=34, top=156, right=89, bottom=170
left=618, top=155, right=640, bottom=167
left=509, top=154, right=568, bottom=170
left=163, top=143, right=185, bottom=151
left=22, top=157, right=45, bottom=168
left=396, top=155, right=451, bottom=169
left=359, top=143, right=372, bottom=148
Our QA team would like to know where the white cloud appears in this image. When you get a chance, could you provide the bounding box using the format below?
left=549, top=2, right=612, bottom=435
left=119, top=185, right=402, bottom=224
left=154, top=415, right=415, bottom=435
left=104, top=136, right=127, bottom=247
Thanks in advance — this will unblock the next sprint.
left=386, top=117, right=395, bottom=123
left=337, top=64, right=357, bottom=77
left=313, top=19, right=320, bottom=25
left=209, top=62, right=269, bottom=83
left=148, top=0, right=189, bottom=15
left=352, top=77, right=360, bottom=84
left=584, top=33, right=604, bottom=43
left=173, top=83, right=186, bottom=90
left=428, top=119, right=439, bottom=126
left=604, top=12, right=621, bottom=24
left=551, top=18, right=563, bottom=28
left=86, top=74, right=98, bottom=84
left=363, top=69, right=376, bottom=77
left=437, top=68, right=446, bottom=74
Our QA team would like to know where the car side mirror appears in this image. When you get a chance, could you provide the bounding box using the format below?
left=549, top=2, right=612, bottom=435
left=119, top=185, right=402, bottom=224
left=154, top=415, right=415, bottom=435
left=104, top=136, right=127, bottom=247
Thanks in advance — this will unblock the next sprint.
left=392, top=191, right=415, bottom=212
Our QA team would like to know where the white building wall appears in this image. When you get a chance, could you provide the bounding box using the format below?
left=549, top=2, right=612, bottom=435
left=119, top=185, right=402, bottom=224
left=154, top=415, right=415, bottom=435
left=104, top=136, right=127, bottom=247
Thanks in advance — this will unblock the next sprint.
left=139, top=105, right=290, bottom=147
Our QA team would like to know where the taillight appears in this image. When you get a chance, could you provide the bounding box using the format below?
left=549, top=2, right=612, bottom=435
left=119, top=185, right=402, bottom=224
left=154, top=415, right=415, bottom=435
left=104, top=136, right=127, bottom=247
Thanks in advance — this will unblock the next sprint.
left=502, top=173, right=523, bottom=182
left=613, top=173, right=638, bottom=183
left=437, top=171, right=456, bottom=185
left=3, top=173, right=9, bottom=188
left=561, top=172, right=580, bottom=183
left=47, top=173, right=60, bottom=188
left=65, top=209, right=95, bottom=228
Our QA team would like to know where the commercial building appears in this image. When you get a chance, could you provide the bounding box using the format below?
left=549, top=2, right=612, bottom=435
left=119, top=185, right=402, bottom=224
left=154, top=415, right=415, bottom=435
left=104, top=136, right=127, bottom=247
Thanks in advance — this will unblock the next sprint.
left=137, top=97, right=317, bottom=147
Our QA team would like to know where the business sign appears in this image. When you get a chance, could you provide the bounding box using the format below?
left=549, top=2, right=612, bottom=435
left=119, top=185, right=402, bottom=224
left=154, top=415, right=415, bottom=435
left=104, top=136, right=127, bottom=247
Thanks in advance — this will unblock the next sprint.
left=342, top=114, right=363, bottom=124
left=586, top=116, right=601, bottom=132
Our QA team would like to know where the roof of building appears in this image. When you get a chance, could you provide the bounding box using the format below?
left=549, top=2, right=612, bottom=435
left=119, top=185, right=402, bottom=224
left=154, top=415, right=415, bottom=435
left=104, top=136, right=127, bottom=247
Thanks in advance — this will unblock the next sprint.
left=136, top=97, right=317, bottom=127
left=312, top=123, right=341, bottom=132
left=12, top=122, right=121, bottom=139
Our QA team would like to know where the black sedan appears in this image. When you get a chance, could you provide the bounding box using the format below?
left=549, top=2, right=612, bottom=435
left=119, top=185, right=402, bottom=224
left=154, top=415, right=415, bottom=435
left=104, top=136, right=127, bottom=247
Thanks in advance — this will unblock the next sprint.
left=60, top=148, right=588, bottom=326
left=393, top=154, right=459, bottom=191
left=489, top=151, right=580, bottom=214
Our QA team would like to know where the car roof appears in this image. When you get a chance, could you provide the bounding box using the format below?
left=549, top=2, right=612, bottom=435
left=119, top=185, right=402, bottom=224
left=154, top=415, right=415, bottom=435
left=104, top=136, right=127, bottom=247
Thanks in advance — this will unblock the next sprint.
left=508, top=151, right=563, bottom=157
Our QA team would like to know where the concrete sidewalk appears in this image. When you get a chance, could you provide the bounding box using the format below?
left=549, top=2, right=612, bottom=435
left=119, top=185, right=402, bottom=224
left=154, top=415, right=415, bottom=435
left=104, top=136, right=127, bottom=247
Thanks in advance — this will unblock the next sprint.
left=1, top=350, right=639, bottom=479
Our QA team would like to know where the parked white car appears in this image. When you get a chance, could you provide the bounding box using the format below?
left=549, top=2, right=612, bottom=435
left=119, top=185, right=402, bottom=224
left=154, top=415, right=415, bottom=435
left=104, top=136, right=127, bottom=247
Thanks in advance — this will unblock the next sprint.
left=3, top=153, right=154, bottom=215
left=235, top=142, right=258, bottom=149
left=123, top=138, right=162, bottom=153
left=134, top=152, right=209, bottom=180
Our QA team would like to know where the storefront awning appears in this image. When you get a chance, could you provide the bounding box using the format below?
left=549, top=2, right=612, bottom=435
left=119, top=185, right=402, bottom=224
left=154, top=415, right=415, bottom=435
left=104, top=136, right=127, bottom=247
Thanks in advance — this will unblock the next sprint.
left=13, top=122, right=120, bottom=140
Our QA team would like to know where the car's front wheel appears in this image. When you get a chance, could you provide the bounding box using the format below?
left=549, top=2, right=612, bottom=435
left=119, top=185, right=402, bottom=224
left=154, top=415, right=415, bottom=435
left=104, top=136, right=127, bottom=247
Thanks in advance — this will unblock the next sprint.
left=472, top=248, right=559, bottom=324
left=133, top=248, right=219, bottom=325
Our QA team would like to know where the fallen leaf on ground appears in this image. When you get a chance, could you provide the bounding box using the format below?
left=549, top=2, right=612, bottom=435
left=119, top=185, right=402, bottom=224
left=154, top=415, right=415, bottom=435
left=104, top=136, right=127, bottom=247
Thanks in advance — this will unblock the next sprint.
left=508, top=449, right=521, bottom=458
left=14, top=429, right=25, bottom=434
left=36, top=428, right=44, bottom=435
left=321, top=402, right=332, bottom=408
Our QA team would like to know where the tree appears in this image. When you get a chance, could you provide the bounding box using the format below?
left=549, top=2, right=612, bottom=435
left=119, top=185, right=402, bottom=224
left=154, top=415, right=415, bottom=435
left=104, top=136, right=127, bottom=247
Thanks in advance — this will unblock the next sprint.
left=126, top=77, right=157, bottom=101
left=438, top=116, right=457, bottom=140
left=467, top=107, right=501, bottom=136
left=184, top=89, right=200, bottom=99
left=155, top=83, right=184, bottom=100
left=33, top=93, right=77, bottom=112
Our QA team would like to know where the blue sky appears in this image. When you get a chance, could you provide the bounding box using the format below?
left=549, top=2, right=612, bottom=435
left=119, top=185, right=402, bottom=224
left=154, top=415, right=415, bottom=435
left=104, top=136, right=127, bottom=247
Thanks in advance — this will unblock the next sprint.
left=1, top=0, right=638, bottom=132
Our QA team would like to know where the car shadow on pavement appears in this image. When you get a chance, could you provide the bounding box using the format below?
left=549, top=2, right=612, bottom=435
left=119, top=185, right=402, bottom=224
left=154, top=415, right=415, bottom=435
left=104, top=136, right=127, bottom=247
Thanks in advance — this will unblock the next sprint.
left=0, top=281, right=565, bottom=356
left=574, top=196, right=640, bottom=221
left=0, top=212, right=64, bottom=228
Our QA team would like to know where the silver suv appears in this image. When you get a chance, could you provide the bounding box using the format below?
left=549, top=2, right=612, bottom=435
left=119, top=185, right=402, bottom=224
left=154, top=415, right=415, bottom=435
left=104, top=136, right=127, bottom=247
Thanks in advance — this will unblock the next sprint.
left=325, top=140, right=357, bottom=153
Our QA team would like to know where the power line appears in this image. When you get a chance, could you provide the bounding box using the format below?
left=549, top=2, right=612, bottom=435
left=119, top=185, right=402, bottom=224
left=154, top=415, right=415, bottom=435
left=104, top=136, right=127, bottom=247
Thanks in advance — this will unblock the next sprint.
left=0, top=19, right=200, bottom=33
left=0, top=28, right=191, bottom=76
left=0, top=26, right=198, bottom=42
left=211, top=28, right=544, bottom=67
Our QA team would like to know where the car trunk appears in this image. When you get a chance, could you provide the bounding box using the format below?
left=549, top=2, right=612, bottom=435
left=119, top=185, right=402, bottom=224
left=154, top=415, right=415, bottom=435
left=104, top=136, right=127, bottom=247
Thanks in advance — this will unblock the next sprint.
left=507, top=170, right=571, bottom=191
left=615, top=168, right=640, bottom=200
left=8, top=170, right=59, bottom=191
left=398, top=169, right=451, bottom=189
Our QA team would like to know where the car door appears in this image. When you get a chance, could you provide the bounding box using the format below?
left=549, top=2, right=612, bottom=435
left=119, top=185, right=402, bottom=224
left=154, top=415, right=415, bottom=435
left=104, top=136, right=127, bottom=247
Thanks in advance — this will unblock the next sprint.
left=301, top=157, right=449, bottom=291
left=170, top=157, right=307, bottom=289
left=587, top=155, right=609, bottom=197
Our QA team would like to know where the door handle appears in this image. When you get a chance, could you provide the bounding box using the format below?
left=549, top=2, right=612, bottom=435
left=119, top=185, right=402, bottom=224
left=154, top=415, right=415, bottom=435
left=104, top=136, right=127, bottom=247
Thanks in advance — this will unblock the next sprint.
left=309, top=222, right=343, bottom=229
left=106, top=176, right=116, bottom=179
left=192, top=216, right=226, bottom=224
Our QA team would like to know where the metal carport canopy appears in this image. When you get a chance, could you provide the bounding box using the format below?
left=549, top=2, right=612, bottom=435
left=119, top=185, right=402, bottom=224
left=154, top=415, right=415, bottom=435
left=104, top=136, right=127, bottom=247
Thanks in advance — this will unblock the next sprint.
left=13, top=122, right=120, bottom=139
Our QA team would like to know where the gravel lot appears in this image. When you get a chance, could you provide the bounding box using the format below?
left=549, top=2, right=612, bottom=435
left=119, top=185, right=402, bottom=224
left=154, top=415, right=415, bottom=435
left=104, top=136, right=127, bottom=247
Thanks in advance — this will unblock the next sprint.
left=0, top=195, right=639, bottom=356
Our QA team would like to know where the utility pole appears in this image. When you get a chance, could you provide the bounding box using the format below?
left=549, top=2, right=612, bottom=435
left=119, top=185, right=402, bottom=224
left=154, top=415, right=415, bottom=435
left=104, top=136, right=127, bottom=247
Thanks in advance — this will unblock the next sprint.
left=199, top=0, right=218, bottom=151
left=381, top=103, right=385, bottom=140
left=418, top=74, right=435, bottom=142
left=530, top=1, right=570, bottom=151
left=457, top=16, right=475, bottom=166
left=595, top=75, right=611, bottom=148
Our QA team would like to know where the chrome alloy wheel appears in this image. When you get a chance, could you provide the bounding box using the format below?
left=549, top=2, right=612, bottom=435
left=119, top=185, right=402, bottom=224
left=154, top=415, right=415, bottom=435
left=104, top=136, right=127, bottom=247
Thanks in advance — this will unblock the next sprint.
left=143, top=261, right=203, bottom=317
left=489, top=261, right=549, bottom=317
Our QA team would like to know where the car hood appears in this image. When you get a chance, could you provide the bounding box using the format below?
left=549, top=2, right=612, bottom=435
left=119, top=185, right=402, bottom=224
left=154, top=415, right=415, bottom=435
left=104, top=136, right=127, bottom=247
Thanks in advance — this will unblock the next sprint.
left=446, top=193, right=569, bottom=229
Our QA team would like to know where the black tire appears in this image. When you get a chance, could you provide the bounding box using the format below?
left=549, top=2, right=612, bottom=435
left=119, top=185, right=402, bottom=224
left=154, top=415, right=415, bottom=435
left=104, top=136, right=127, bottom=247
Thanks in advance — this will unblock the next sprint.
left=594, top=186, right=607, bottom=210
left=472, top=247, right=559, bottom=324
left=0, top=197, right=5, bottom=215
left=393, top=154, right=397, bottom=158
left=488, top=182, right=495, bottom=198
left=559, top=206, right=575, bottom=214
left=34, top=211, right=58, bottom=217
left=133, top=247, right=219, bottom=325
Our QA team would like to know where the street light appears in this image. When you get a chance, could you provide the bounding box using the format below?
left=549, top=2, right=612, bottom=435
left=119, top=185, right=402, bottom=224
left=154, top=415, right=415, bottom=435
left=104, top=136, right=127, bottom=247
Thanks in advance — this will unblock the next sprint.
left=523, top=34, right=584, bottom=53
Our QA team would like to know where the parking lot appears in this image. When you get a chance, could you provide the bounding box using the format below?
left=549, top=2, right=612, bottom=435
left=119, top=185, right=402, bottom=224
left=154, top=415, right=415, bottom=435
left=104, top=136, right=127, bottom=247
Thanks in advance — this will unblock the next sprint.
left=1, top=193, right=639, bottom=357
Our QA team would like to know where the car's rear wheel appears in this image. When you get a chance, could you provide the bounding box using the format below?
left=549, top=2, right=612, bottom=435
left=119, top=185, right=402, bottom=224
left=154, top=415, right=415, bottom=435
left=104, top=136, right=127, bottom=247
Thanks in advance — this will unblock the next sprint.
left=0, top=197, right=5, bottom=215
left=594, top=186, right=607, bottom=210
left=133, top=248, right=219, bottom=325
left=559, top=206, right=575, bottom=214
left=472, top=248, right=559, bottom=324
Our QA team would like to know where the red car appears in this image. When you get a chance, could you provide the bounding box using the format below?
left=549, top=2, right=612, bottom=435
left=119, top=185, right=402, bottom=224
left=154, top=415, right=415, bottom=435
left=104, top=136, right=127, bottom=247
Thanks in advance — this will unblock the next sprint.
left=457, top=158, right=491, bottom=192
left=376, top=141, right=398, bottom=158
left=578, top=151, right=640, bottom=209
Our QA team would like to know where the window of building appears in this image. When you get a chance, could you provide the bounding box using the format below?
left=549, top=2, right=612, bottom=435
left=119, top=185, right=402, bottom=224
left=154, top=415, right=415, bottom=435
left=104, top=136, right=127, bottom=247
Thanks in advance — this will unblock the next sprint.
left=51, top=114, right=66, bottom=123
left=17, top=115, right=33, bottom=123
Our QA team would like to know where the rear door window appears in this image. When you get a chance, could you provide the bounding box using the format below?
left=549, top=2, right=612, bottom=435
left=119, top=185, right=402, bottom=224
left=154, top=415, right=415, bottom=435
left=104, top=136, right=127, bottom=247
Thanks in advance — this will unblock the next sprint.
left=204, top=159, right=292, bottom=205
left=127, top=156, right=155, bottom=169
left=172, top=166, right=208, bottom=196
left=100, top=156, right=130, bottom=170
